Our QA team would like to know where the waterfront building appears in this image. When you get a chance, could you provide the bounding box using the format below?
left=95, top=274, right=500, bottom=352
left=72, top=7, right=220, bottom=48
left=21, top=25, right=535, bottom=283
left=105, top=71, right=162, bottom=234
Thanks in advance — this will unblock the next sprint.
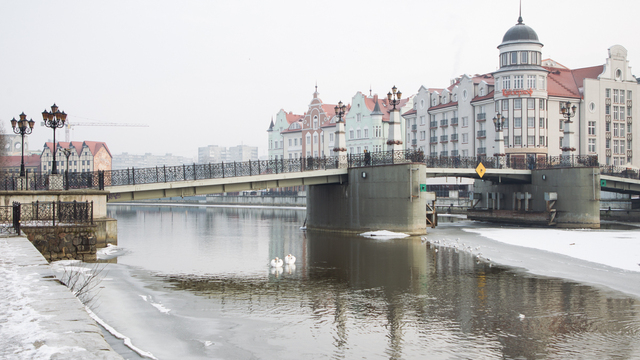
left=402, top=14, right=639, bottom=167
left=40, top=141, right=112, bottom=173
left=1, top=154, right=41, bottom=174
left=267, top=109, right=303, bottom=160
left=1, top=134, right=34, bottom=156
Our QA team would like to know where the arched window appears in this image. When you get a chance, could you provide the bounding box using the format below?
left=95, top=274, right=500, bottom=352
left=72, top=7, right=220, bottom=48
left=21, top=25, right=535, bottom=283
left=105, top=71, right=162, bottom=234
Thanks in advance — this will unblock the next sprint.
left=313, top=115, right=318, bottom=129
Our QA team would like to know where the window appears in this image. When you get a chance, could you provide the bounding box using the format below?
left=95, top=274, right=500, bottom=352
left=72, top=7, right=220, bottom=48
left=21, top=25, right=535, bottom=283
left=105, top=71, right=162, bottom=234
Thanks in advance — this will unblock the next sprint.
left=606, top=139, right=610, bottom=149
left=364, top=128, right=369, bottom=138
left=288, top=139, right=292, bottom=146
left=606, top=88, right=611, bottom=98
left=503, top=76, right=511, bottom=90
left=628, top=90, right=632, bottom=100
left=538, top=76, right=545, bottom=90
left=514, top=99, right=522, bottom=109
left=502, top=100, right=509, bottom=111
left=539, top=117, right=545, bottom=128
left=462, top=133, right=468, bottom=143
left=606, top=104, right=610, bottom=115
left=357, top=146, right=361, bottom=153
left=501, top=53, right=508, bottom=67
left=514, top=75, right=524, bottom=89
left=531, top=51, right=538, bottom=65
left=521, top=51, right=528, bottom=64
left=606, top=121, right=611, bottom=132
left=514, top=136, right=522, bottom=145
left=374, top=126, right=382, bottom=137
left=511, top=52, right=518, bottom=64
left=614, top=106, right=619, bottom=120
left=420, top=131, right=426, bottom=140
left=614, top=89, right=619, bottom=103
left=528, top=75, right=536, bottom=89
left=420, top=116, right=425, bottom=125
left=528, top=117, right=535, bottom=127
left=504, top=136, right=509, bottom=147
left=619, top=106, right=625, bottom=121
left=349, top=130, right=354, bottom=139
left=560, top=137, right=564, bottom=148
left=539, top=136, right=545, bottom=146
left=349, top=147, right=354, bottom=154
left=495, top=101, right=500, bottom=112
left=357, top=113, right=361, bottom=122
left=527, top=98, right=534, bottom=109
left=528, top=136, right=535, bottom=146
left=503, top=118, right=509, bottom=128
left=588, top=121, right=596, bottom=135
left=306, top=134, right=311, bottom=145
left=313, top=133, right=318, bottom=144
left=313, top=115, right=318, bottom=129
left=514, top=117, right=522, bottom=128
left=559, top=120, right=564, bottom=131
left=621, top=90, right=625, bottom=103
left=462, top=116, right=468, bottom=127
left=356, top=129, right=361, bottom=139
left=614, top=140, right=619, bottom=154
left=620, top=123, right=625, bottom=137
left=329, top=133, right=333, bottom=142
left=539, top=99, right=545, bottom=110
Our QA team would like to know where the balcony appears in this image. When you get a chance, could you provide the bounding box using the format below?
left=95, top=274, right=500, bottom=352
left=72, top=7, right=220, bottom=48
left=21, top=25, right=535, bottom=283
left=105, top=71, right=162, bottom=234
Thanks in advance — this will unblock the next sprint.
left=440, top=119, right=449, bottom=127
left=450, top=133, right=458, bottom=141
left=430, top=136, right=438, bottom=144
left=430, top=121, right=438, bottom=128
left=411, top=139, right=417, bottom=146
left=411, top=124, right=417, bottom=132
left=440, top=151, right=449, bottom=157
left=440, top=135, right=449, bottom=142
left=628, top=99, right=633, bottom=107
left=450, top=117, right=459, bottom=126
left=477, top=147, right=486, bottom=155
left=477, top=113, right=486, bottom=121
left=451, top=150, right=459, bottom=156
left=477, top=130, right=486, bottom=138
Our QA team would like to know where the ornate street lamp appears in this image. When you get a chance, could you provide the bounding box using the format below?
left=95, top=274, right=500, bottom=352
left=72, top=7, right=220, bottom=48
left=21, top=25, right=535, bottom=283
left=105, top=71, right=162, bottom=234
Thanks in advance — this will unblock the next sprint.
left=492, top=113, right=506, bottom=132
left=42, top=103, right=67, bottom=174
left=492, top=113, right=506, bottom=166
left=387, top=86, right=402, bottom=110
left=10, top=112, right=35, bottom=177
left=334, top=101, right=347, bottom=123
left=561, top=101, right=577, bottom=122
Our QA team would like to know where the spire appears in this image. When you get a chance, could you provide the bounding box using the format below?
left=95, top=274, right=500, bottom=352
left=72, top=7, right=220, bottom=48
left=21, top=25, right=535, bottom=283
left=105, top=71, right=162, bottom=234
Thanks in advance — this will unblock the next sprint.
left=517, top=0, right=523, bottom=24
left=267, top=117, right=274, bottom=131
left=371, top=94, right=383, bottom=115
left=369, top=85, right=372, bottom=97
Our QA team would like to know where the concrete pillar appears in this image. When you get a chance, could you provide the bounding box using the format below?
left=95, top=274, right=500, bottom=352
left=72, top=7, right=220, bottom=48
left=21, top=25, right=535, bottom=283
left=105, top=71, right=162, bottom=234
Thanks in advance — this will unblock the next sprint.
left=333, top=121, right=348, bottom=168
left=306, top=163, right=427, bottom=235
left=387, top=109, right=403, bottom=152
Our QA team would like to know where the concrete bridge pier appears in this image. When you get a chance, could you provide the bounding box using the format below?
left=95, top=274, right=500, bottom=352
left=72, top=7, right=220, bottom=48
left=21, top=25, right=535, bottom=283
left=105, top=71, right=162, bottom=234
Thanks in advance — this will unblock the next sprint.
left=470, top=167, right=600, bottom=228
left=306, top=163, right=428, bottom=235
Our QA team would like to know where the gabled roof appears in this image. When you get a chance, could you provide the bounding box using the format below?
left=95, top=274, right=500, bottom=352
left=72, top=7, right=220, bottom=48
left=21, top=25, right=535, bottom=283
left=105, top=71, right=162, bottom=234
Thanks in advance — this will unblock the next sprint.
left=84, top=141, right=112, bottom=158
left=3, top=154, right=41, bottom=167
left=285, top=112, right=303, bottom=124
left=43, top=141, right=111, bottom=158
left=429, top=101, right=458, bottom=111
left=572, top=65, right=605, bottom=89
left=471, top=90, right=495, bottom=103
left=402, top=109, right=417, bottom=117
left=545, top=67, right=581, bottom=98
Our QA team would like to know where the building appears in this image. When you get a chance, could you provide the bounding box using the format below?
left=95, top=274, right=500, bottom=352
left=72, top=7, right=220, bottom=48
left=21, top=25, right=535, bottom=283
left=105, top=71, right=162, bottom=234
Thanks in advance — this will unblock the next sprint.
left=227, top=145, right=258, bottom=162
left=402, top=14, right=639, bottom=167
left=1, top=134, right=34, bottom=157
left=198, top=145, right=258, bottom=163
left=1, top=154, right=41, bottom=174
left=268, top=109, right=303, bottom=160
left=40, top=141, right=112, bottom=174
left=112, top=152, right=194, bottom=170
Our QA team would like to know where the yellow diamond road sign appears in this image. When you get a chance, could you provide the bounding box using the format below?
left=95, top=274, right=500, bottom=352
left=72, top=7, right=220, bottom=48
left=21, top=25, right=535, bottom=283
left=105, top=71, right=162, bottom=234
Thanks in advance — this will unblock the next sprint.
left=476, top=162, right=486, bottom=178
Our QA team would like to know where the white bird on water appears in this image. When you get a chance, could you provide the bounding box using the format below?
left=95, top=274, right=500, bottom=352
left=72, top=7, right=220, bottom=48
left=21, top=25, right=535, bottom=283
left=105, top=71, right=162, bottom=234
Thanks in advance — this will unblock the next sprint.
left=270, top=257, right=283, bottom=267
left=284, top=254, right=296, bottom=265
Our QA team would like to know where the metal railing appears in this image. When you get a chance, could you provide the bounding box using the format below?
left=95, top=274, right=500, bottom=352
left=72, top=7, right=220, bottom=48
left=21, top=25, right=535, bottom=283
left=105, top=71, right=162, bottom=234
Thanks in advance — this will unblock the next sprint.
left=0, top=152, right=604, bottom=192
left=600, top=165, right=640, bottom=180
left=0, top=201, right=93, bottom=235
left=0, top=202, right=21, bottom=235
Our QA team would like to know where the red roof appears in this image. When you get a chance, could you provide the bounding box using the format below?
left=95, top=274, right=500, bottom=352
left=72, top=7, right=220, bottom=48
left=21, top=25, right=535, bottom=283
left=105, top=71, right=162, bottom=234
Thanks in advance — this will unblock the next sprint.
left=571, top=65, right=604, bottom=89
left=3, top=154, right=41, bottom=167
left=43, top=141, right=111, bottom=157
left=545, top=67, right=581, bottom=98
left=471, top=90, right=495, bottom=103
left=284, top=111, right=303, bottom=125
left=402, top=109, right=417, bottom=116
left=429, top=101, right=458, bottom=111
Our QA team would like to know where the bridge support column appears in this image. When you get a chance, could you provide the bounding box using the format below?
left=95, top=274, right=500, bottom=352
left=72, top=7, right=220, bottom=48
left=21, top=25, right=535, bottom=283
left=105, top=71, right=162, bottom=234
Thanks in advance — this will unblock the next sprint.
left=469, top=167, right=600, bottom=228
left=306, top=163, right=427, bottom=235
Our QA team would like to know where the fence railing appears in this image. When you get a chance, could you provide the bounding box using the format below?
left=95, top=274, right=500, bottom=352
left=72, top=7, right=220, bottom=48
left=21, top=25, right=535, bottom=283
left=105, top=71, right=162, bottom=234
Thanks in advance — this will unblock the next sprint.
left=600, top=165, right=640, bottom=180
left=0, top=200, right=93, bottom=235
left=0, top=151, right=604, bottom=192
left=0, top=202, right=21, bottom=235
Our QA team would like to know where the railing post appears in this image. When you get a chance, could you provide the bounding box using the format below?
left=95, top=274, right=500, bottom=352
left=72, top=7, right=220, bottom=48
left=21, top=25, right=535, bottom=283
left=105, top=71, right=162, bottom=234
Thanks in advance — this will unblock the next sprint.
left=99, top=171, right=104, bottom=190
left=73, top=200, right=77, bottom=223
left=132, top=167, right=136, bottom=185
left=276, top=159, right=279, bottom=174
left=234, top=161, right=237, bottom=177
left=13, top=202, right=20, bottom=236
left=222, top=161, right=226, bottom=178
left=258, top=160, right=261, bottom=175
left=53, top=200, right=56, bottom=227
left=249, top=160, right=252, bottom=175
left=193, top=163, right=197, bottom=180
left=208, top=163, right=212, bottom=179
left=90, top=201, right=93, bottom=225
left=183, top=164, right=186, bottom=181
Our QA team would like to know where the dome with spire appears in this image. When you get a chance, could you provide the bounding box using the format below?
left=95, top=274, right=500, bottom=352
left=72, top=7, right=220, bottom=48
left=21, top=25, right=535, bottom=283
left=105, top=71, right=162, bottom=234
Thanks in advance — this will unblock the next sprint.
left=501, top=16, right=540, bottom=45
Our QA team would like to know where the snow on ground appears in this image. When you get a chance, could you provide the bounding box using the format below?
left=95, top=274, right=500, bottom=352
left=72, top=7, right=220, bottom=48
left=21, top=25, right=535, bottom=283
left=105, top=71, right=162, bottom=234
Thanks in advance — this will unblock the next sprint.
left=464, top=227, right=640, bottom=273
left=360, top=230, right=410, bottom=240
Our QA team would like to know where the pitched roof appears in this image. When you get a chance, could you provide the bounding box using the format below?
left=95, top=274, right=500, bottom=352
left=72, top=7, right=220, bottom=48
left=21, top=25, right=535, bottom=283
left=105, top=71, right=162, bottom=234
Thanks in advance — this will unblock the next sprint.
left=429, top=101, right=458, bottom=111
left=285, top=112, right=303, bottom=124
left=3, top=154, right=41, bottom=167
left=571, top=65, right=605, bottom=89
left=402, top=109, right=417, bottom=117
left=471, top=90, right=495, bottom=103
left=545, top=67, right=581, bottom=98
left=43, top=141, right=111, bottom=157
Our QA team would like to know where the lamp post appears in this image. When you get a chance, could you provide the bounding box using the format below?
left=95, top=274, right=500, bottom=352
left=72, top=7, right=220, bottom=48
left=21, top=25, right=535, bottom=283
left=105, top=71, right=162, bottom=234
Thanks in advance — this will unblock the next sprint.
left=560, top=101, right=577, bottom=159
left=492, top=113, right=506, bottom=168
left=334, top=101, right=346, bottom=123
left=42, top=104, right=67, bottom=174
left=10, top=112, right=35, bottom=177
left=386, top=86, right=402, bottom=110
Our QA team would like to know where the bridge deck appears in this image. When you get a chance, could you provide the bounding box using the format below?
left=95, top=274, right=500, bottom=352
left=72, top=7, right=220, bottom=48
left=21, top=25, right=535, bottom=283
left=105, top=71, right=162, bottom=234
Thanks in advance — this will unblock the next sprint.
left=106, top=168, right=348, bottom=202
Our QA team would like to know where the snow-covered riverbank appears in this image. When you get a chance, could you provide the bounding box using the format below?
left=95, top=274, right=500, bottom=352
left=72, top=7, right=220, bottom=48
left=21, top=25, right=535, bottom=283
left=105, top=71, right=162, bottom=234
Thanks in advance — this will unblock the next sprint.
left=427, top=218, right=640, bottom=299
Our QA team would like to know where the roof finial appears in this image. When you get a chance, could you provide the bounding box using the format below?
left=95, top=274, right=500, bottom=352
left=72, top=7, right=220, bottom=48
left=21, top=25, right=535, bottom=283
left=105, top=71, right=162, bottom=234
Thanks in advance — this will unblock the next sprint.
left=370, top=84, right=372, bottom=97
left=517, top=0, right=523, bottom=24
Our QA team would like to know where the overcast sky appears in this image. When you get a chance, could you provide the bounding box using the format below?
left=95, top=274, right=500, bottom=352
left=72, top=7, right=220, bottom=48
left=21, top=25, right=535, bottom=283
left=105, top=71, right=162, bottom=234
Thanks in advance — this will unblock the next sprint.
left=1, top=0, right=638, bottom=159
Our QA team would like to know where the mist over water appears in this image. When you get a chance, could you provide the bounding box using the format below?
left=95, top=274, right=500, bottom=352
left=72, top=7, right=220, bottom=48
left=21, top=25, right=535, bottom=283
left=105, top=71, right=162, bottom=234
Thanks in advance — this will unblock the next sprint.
left=101, top=205, right=640, bottom=359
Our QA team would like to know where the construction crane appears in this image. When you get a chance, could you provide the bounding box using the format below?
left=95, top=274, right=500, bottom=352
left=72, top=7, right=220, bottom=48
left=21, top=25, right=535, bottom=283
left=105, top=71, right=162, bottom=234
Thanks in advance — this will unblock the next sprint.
left=63, top=121, right=149, bottom=142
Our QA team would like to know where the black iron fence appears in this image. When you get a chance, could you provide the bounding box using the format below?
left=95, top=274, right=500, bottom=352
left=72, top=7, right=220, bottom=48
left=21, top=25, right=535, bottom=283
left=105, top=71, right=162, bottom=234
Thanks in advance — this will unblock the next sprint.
left=600, top=165, right=640, bottom=180
left=0, top=151, right=603, bottom=192
left=0, top=202, right=21, bottom=235
left=0, top=201, right=93, bottom=235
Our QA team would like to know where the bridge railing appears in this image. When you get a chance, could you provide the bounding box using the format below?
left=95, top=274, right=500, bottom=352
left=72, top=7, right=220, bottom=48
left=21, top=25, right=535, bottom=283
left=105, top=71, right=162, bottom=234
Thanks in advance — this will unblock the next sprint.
left=600, top=165, right=640, bottom=180
left=0, top=152, right=601, bottom=191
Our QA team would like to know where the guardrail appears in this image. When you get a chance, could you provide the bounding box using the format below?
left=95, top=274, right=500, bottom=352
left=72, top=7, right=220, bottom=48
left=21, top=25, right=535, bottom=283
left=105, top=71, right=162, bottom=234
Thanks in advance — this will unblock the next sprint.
left=600, top=165, right=640, bottom=180
left=0, top=201, right=93, bottom=235
left=0, top=152, right=603, bottom=191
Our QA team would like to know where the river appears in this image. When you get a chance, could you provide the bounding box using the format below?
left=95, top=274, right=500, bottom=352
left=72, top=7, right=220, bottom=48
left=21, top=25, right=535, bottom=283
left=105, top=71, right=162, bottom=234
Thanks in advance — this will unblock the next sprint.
left=91, top=204, right=640, bottom=359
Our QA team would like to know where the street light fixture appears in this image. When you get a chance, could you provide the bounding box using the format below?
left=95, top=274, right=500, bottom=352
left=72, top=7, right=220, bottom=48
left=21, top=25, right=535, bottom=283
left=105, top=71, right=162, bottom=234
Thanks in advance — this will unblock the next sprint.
left=334, top=101, right=347, bottom=123
left=387, top=86, right=402, bottom=110
left=492, top=113, right=505, bottom=132
left=560, top=101, right=577, bottom=155
left=42, top=103, right=67, bottom=174
left=10, top=112, right=35, bottom=177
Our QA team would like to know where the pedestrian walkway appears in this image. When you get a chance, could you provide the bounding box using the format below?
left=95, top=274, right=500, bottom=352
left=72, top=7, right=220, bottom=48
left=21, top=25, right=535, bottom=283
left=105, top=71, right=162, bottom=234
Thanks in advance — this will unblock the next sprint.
left=0, top=235, right=123, bottom=359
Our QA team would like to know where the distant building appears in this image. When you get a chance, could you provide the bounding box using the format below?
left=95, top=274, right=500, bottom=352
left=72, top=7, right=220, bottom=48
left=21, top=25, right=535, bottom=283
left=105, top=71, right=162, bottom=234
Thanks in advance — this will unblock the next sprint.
left=1, top=154, right=41, bottom=174
left=112, top=153, right=195, bottom=170
left=197, top=145, right=258, bottom=163
left=1, top=134, right=33, bottom=156
left=40, top=141, right=112, bottom=174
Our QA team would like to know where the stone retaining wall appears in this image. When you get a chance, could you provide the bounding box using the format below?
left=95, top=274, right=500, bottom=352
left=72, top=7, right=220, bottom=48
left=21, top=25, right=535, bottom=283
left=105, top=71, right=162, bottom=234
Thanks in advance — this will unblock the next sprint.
left=21, top=225, right=98, bottom=262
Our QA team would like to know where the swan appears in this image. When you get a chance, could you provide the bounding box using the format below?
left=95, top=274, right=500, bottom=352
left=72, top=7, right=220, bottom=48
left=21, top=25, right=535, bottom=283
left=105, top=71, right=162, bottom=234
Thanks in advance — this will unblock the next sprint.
left=284, top=254, right=296, bottom=265
left=270, top=257, right=283, bottom=267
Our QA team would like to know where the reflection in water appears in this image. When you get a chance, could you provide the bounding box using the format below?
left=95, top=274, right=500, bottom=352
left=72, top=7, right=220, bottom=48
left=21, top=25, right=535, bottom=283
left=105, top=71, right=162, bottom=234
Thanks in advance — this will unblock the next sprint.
left=109, top=205, right=640, bottom=359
